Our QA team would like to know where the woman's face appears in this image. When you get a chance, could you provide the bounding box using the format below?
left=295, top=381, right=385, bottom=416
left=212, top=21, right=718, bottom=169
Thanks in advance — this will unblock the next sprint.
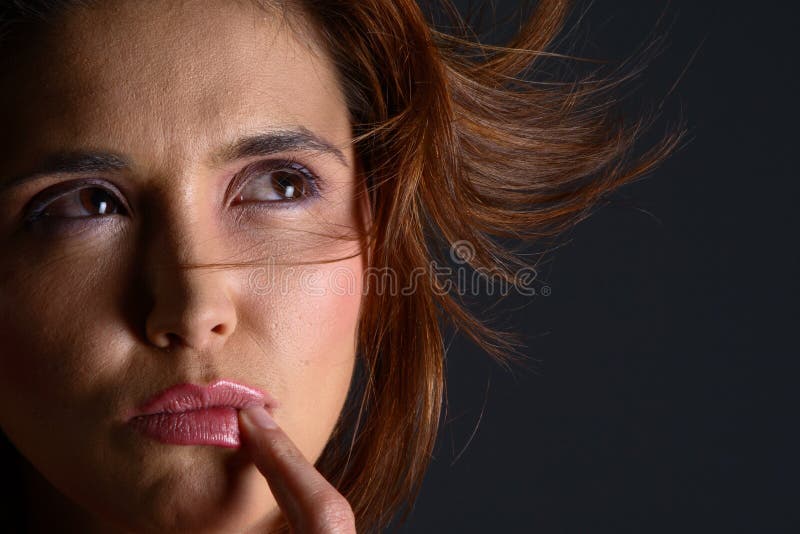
left=0, top=1, right=364, bottom=531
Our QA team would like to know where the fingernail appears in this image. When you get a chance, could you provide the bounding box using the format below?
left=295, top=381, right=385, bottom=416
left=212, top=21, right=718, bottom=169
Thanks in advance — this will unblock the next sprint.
left=241, top=405, right=278, bottom=430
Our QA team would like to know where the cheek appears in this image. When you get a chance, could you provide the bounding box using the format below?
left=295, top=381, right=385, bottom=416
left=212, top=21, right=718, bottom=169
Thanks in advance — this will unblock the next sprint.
left=0, top=249, right=130, bottom=518
left=246, top=253, right=363, bottom=461
left=0, top=242, right=131, bottom=451
left=0, top=254, right=101, bottom=404
left=293, top=262, right=363, bottom=362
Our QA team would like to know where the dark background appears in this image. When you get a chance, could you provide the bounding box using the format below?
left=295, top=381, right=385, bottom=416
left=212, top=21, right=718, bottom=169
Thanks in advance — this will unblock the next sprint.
left=392, top=1, right=798, bottom=532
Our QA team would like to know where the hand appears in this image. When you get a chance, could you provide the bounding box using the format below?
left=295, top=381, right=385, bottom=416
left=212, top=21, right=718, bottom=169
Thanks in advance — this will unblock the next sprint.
left=238, top=406, right=357, bottom=534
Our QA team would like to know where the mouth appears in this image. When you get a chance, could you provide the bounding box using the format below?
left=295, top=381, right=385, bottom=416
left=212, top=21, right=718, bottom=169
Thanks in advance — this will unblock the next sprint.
left=126, top=379, right=278, bottom=448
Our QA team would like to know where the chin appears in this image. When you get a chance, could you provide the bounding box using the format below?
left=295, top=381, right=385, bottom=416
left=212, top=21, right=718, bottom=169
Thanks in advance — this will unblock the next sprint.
left=64, top=445, right=277, bottom=534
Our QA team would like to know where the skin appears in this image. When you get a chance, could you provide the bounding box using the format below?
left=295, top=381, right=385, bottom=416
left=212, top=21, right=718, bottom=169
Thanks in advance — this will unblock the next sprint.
left=0, top=0, right=364, bottom=532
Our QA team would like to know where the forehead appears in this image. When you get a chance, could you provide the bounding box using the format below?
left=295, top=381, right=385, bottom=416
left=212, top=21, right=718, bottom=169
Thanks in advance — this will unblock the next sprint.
left=0, top=0, right=350, bottom=172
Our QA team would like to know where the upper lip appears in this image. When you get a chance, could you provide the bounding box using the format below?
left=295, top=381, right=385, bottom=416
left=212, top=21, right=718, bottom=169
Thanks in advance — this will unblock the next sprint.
left=127, top=379, right=278, bottom=419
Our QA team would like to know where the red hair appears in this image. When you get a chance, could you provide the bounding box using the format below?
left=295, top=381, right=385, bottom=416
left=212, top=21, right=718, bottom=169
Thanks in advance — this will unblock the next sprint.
left=285, top=0, right=686, bottom=532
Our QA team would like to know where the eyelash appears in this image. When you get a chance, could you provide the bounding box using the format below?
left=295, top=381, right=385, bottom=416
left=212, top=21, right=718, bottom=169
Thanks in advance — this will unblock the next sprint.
left=230, top=158, right=323, bottom=211
left=22, top=158, right=323, bottom=228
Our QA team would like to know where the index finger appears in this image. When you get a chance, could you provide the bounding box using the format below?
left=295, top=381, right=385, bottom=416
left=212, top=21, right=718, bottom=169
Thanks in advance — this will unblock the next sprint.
left=238, top=405, right=356, bottom=534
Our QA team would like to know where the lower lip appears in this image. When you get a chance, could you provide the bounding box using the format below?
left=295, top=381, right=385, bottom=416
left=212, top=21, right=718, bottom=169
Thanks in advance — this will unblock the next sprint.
left=129, top=407, right=244, bottom=448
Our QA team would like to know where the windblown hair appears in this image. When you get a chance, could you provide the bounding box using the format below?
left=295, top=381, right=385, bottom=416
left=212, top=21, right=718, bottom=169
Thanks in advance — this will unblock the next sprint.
left=300, top=1, right=684, bottom=532
left=0, top=0, right=684, bottom=532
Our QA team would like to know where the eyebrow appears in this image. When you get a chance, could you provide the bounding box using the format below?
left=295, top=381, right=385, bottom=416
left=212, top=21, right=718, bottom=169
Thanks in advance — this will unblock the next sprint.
left=1, top=127, right=348, bottom=192
left=212, top=127, right=349, bottom=168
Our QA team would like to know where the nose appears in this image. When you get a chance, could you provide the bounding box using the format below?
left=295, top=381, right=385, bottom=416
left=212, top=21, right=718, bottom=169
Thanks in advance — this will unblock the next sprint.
left=145, top=272, right=238, bottom=351
left=143, top=216, right=238, bottom=352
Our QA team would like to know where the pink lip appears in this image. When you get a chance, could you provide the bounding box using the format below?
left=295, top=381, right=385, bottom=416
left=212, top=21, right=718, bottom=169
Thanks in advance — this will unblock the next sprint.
left=127, top=379, right=278, bottom=448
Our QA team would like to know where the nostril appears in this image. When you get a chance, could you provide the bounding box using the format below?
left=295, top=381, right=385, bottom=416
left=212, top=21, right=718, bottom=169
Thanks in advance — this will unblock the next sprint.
left=166, top=333, right=186, bottom=348
left=211, top=324, right=226, bottom=335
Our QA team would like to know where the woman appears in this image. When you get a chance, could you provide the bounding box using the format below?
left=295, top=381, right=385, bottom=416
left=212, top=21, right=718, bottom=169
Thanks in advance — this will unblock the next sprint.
left=0, top=0, right=681, bottom=532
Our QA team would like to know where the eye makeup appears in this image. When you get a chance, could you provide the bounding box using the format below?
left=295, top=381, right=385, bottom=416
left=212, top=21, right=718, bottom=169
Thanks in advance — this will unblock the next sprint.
left=18, top=157, right=328, bottom=236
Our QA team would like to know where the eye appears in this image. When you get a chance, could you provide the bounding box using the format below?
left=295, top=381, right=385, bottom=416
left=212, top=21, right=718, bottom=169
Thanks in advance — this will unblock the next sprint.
left=24, top=183, right=127, bottom=223
left=232, top=161, right=320, bottom=207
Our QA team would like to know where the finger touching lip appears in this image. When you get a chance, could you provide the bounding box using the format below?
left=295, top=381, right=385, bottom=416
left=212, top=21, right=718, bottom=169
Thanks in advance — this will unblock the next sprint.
left=125, top=379, right=280, bottom=448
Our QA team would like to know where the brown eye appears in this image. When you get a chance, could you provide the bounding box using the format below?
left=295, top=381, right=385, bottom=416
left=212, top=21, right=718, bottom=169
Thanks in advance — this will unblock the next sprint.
left=234, top=163, right=319, bottom=205
left=31, top=186, right=125, bottom=220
